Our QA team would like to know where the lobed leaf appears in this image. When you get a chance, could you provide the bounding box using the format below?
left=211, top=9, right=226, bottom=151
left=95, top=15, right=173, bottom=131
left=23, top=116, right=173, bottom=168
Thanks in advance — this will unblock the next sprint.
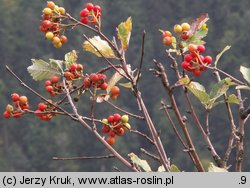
left=117, top=17, right=132, bottom=51
left=27, top=59, right=61, bottom=81
left=128, top=153, right=152, bottom=172
left=225, top=94, right=240, bottom=104
left=83, top=36, right=116, bottom=58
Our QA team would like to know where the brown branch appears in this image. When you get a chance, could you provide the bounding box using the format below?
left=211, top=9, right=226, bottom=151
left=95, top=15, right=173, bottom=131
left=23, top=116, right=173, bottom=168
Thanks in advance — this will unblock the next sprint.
left=235, top=90, right=246, bottom=171
left=53, top=154, right=115, bottom=160
left=151, top=60, right=205, bottom=172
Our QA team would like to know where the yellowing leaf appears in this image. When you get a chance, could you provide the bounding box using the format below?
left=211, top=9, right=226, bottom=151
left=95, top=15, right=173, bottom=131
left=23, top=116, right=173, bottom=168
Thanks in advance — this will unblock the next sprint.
left=128, top=153, right=152, bottom=172
left=170, top=164, right=181, bottom=172
left=83, top=36, right=116, bottom=58
left=208, top=162, right=228, bottom=172
left=240, top=66, right=250, bottom=84
left=117, top=17, right=132, bottom=51
left=65, top=50, right=78, bottom=69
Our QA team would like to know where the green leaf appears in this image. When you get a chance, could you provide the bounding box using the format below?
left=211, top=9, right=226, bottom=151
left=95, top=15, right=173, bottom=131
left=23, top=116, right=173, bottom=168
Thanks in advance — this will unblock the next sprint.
left=170, top=164, right=181, bottom=172
left=240, top=66, right=250, bottom=84
left=128, top=153, right=152, bottom=172
left=117, top=17, right=132, bottom=51
left=65, top=50, right=78, bottom=69
left=209, top=78, right=233, bottom=99
left=236, top=85, right=250, bottom=91
left=83, top=36, right=116, bottom=58
left=208, top=162, right=228, bottom=172
left=27, top=59, right=61, bottom=81
left=226, top=94, right=240, bottom=104
left=214, top=46, right=231, bottom=67
left=187, top=86, right=210, bottom=106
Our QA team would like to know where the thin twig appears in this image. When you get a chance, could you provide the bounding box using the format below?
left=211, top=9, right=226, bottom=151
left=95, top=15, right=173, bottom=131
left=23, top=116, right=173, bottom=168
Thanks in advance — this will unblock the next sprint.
left=130, top=129, right=155, bottom=145
left=160, top=101, right=188, bottom=148
left=136, top=30, right=146, bottom=85
left=104, top=99, right=144, bottom=120
left=140, top=148, right=161, bottom=163
left=53, top=154, right=115, bottom=161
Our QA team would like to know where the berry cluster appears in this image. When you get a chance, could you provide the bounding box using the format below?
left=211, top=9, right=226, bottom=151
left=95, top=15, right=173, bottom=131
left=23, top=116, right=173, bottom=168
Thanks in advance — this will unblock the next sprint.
left=80, top=3, right=102, bottom=25
left=39, top=1, right=68, bottom=48
left=181, top=44, right=212, bottom=76
left=83, top=73, right=108, bottom=90
left=101, top=114, right=131, bottom=145
left=173, top=22, right=191, bottom=40
left=35, top=101, right=55, bottom=121
left=3, top=93, right=29, bottom=119
left=45, top=75, right=62, bottom=96
left=64, top=63, right=84, bottom=81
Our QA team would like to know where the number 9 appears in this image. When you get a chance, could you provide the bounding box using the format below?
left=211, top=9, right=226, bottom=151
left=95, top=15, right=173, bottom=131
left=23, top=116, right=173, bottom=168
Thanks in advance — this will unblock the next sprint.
left=241, top=176, right=246, bottom=184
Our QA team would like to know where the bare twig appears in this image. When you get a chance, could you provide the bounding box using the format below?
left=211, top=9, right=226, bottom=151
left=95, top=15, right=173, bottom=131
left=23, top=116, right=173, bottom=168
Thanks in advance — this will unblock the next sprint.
left=53, top=154, right=115, bottom=160
left=140, top=148, right=161, bottom=163
left=104, top=99, right=144, bottom=120
left=151, top=60, right=205, bottom=172
left=130, top=129, right=155, bottom=145
left=136, top=30, right=146, bottom=85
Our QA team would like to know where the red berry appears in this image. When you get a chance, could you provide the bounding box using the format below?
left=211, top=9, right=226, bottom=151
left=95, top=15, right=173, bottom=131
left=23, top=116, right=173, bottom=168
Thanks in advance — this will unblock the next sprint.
left=193, top=69, right=201, bottom=76
left=86, top=3, right=94, bottom=11
left=60, top=35, right=68, bottom=44
left=100, top=82, right=108, bottom=90
left=11, top=93, right=20, bottom=102
left=204, top=56, right=212, bottom=64
left=181, top=61, right=192, bottom=71
left=69, top=64, right=77, bottom=71
left=162, top=36, right=172, bottom=46
left=106, top=136, right=115, bottom=145
left=50, top=75, right=59, bottom=83
left=93, top=5, right=101, bottom=12
left=21, top=104, right=30, bottom=110
left=42, top=20, right=52, bottom=28
left=188, top=44, right=197, bottom=53
left=184, top=54, right=193, bottom=62
left=111, top=86, right=120, bottom=96
left=76, top=64, right=84, bottom=71
left=181, top=31, right=189, bottom=40
left=3, top=111, right=11, bottom=119
left=19, top=96, right=28, bottom=105
left=80, top=8, right=89, bottom=17
left=197, top=45, right=206, bottom=53
left=113, top=113, right=121, bottom=122
left=83, top=77, right=91, bottom=88
left=46, top=85, right=53, bottom=93
left=111, top=94, right=118, bottom=100
left=90, top=74, right=99, bottom=82
left=38, top=103, right=47, bottom=111
left=116, top=127, right=125, bottom=136
left=107, top=115, right=114, bottom=123
left=97, top=73, right=107, bottom=81
left=162, top=31, right=172, bottom=38
left=35, top=110, right=43, bottom=117
left=45, top=80, right=51, bottom=86
left=64, top=71, right=74, bottom=80
left=39, top=26, right=47, bottom=33
left=101, top=125, right=110, bottom=133
left=108, top=131, right=116, bottom=137
left=80, top=17, right=89, bottom=24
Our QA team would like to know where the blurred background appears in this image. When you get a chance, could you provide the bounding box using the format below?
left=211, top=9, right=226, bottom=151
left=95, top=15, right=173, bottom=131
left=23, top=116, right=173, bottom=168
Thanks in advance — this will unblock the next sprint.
left=0, top=0, right=249, bottom=171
